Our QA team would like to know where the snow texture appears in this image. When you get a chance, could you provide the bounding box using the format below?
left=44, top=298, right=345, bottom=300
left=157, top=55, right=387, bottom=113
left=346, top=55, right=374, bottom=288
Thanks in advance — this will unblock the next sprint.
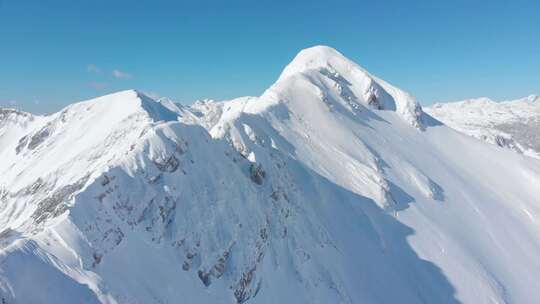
left=0, top=46, right=539, bottom=304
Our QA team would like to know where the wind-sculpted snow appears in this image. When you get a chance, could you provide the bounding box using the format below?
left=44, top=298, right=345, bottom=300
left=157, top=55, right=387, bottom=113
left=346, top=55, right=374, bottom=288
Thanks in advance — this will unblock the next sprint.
left=0, top=46, right=540, bottom=304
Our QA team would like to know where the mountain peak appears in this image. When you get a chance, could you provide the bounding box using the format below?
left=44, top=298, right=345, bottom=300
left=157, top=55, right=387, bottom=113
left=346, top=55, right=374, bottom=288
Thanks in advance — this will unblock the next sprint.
left=2, top=47, right=540, bottom=304
left=278, top=45, right=354, bottom=82
left=274, top=45, right=424, bottom=128
left=63, top=89, right=179, bottom=123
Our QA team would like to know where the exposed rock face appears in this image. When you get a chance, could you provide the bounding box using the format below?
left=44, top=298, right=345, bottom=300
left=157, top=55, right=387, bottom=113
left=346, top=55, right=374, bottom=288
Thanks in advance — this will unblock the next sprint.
left=31, top=175, right=89, bottom=224
left=249, top=164, right=265, bottom=185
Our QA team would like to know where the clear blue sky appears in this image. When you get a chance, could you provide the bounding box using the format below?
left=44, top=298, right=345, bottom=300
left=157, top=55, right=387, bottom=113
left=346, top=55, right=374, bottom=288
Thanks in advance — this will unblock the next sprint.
left=1, top=0, right=539, bottom=113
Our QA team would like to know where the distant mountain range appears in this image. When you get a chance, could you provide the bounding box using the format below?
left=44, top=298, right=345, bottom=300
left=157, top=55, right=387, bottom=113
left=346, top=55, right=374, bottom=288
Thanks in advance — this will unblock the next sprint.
left=426, top=95, right=540, bottom=159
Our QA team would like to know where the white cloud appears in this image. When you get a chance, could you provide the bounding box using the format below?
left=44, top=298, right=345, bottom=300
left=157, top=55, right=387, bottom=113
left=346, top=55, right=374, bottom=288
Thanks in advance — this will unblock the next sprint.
left=112, top=69, right=132, bottom=79
left=143, top=91, right=161, bottom=100
left=0, top=99, right=17, bottom=107
left=88, top=81, right=108, bottom=90
left=87, top=64, right=101, bottom=73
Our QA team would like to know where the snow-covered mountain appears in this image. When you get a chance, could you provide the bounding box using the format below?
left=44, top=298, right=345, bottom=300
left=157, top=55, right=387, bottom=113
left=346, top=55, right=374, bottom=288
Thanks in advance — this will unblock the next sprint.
left=425, top=95, right=540, bottom=159
left=1, top=46, right=539, bottom=304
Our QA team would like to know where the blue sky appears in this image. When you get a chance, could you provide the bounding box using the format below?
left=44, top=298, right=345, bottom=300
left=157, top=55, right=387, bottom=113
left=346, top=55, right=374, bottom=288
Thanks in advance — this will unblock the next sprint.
left=1, top=0, right=539, bottom=113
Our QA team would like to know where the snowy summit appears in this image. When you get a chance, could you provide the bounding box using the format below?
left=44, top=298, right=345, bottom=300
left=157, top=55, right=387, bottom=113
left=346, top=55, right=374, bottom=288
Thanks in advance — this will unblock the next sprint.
left=0, top=46, right=539, bottom=304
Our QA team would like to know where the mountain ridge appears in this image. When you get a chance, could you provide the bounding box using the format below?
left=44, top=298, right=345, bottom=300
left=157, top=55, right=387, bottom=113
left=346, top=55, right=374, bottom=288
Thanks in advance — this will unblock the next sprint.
left=425, top=94, right=540, bottom=159
left=1, top=46, right=539, bottom=304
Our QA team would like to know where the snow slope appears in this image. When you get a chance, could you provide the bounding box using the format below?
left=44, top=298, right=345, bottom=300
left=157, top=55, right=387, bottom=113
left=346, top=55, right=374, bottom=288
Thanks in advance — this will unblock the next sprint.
left=425, top=95, right=540, bottom=159
left=1, top=46, right=539, bottom=304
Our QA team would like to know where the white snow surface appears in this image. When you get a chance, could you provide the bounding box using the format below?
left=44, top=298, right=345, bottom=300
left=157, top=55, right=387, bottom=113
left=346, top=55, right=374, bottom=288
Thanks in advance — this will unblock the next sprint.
left=425, top=95, right=540, bottom=159
left=1, top=46, right=539, bottom=304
